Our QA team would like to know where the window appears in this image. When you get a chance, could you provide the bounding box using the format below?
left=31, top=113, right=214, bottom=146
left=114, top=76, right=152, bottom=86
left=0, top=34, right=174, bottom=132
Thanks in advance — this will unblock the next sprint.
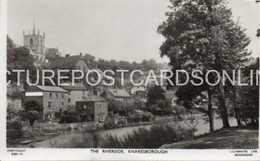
left=68, top=99, right=71, bottom=103
left=56, top=93, right=58, bottom=98
left=48, top=102, right=52, bottom=108
left=50, top=93, right=52, bottom=98
left=62, top=94, right=64, bottom=98
left=82, top=91, right=85, bottom=95
left=30, top=38, right=33, bottom=46
left=61, top=102, right=64, bottom=106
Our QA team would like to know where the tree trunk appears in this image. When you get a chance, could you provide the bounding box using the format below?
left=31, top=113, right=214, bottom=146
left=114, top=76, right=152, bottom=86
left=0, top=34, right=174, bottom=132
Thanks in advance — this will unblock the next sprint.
left=207, top=87, right=214, bottom=132
left=232, top=87, right=241, bottom=126
left=234, top=108, right=241, bottom=126
left=218, top=78, right=230, bottom=128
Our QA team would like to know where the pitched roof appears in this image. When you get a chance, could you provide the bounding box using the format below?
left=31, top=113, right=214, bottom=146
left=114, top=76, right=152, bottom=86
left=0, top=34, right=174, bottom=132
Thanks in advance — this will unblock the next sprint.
left=109, top=89, right=131, bottom=98
left=76, top=96, right=107, bottom=102
left=131, top=86, right=145, bottom=94
left=36, top=85, right=68, bottom=93
left=46, top=48, right=60, bottom=59
left=61, top=84, right=87, bottom=91
left=50, top=55, right=83, bottom=68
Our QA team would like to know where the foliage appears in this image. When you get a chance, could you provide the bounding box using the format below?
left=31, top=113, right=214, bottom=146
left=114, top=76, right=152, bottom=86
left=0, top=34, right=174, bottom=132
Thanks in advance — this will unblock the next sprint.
left=108, top=99, right=134, bottom=116
left=127, top=111, right=154, bottom=123
left=60, top=111, right=80, bottom=123
left=24, top=110, right=40, bottom=126
left=158, top=0, right=251, bottom=128
left=146, top=85, right=166, bottom=106
left=147, top=99, right=172, bottom=116
left=104, top=115, right=127, bottom=129
left=7, top=106, right=21, bottom=121
left=98, top=124, right=196, bottom=148
left=7, top=120, right=23, bottom=139
left=237, top=58, right=259, bottom=127
left=7, top=36, right=37, bottom=89
left=23, top=100, right=42, bottom=112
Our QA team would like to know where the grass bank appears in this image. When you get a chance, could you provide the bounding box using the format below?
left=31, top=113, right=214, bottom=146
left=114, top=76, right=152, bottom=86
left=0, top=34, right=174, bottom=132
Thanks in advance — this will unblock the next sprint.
left=160, top=127, right=258, bottom=149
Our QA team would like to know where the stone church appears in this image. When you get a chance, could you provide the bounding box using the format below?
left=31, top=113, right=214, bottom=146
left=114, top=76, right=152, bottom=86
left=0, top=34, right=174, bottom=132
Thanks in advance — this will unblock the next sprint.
left=23, top=22, right=61, bottom=64
left=23, top=22, right=46, bottom=63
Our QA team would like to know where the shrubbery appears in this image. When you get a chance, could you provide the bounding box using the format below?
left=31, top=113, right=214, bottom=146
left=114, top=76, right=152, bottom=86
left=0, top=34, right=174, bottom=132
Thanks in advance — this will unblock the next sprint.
left=104, top=115, right=127, bottom=129
left=98, top=124, right=196, bottom=148
left=127, top=111, right=154, bottom=123
left=7, top=120, right=23, bottom=139
left=60, top=111, right=80, bottom=123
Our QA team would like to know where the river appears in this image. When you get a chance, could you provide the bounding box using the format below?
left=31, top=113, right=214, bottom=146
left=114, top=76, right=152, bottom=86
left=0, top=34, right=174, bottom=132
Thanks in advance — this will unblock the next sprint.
left=32, top=117, right=237, bottom=148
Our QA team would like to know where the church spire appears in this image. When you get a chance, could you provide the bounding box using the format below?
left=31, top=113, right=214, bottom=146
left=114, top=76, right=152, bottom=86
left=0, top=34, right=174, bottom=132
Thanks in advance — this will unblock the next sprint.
left=33, top=20, right=35, bottom=34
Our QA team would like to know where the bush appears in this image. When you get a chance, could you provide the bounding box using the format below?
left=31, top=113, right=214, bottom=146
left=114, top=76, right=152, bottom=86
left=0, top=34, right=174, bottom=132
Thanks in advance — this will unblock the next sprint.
left=23, top=100, right=42, bottom=112
left=7, top=129, right=23, bottom=139
left=104, top=116, right=127, bottom=129
left=7, top=120, right=23, bottom=139
left=127, top=111, right=154, bottom=123
left=7, top=120, right=23, bottom=130
left=25, top=110, right=39, bottom=126
left=98, top=123, right=196, bottom=148
left=60, top=111, right=80, bottom=123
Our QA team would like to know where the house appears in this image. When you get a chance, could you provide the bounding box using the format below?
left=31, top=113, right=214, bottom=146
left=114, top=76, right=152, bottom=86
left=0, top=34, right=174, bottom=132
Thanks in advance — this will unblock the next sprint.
left=45, top=47, right=61, bottom=61
left=60, top=83, right=90, bottom=110
left=164, top=90, right=178, bottom=107
left=107, top=88, right=132, bottom=102
left=194, top=91, right=218, bottom=110
left=50, top=53, right=88, bottom=72
left=7, top=84, right=23, bottom=110
left=130, top=86, right=146, bottom=99
left=25, top=85, right=69, bottom=121
left=76, top=96, right=108, bottom=123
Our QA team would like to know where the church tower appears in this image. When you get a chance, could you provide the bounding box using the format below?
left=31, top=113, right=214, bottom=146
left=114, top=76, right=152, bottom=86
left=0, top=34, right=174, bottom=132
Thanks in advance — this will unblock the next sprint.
left=23, top=21, right=46, bottom=63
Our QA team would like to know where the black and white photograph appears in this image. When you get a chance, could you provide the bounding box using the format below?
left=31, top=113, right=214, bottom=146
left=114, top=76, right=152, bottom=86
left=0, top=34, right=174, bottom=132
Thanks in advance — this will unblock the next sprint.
left=1, top=0, right=260, bottom=160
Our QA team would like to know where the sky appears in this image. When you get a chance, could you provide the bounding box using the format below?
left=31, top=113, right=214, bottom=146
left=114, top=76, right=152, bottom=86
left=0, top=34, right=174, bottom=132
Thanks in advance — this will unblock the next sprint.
left=7, top=0, right=260, bottom=63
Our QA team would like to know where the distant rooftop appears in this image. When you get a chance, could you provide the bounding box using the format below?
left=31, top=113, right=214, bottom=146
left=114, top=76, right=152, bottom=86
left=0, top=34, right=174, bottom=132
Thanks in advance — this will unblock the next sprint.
left=61, top=83, right=87, bottom=91
left=34, top=85, right=68, bottom=93
left=109, top=89, right=131, bottom=98
left=77, top=96, right=107, bottom=102
left=50, top=54, right=84, bottom=68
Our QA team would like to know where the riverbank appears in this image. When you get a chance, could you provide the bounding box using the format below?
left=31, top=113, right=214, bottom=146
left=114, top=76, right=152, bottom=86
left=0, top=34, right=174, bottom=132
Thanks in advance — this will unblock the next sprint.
left=160, top=127, right=258, bottom=149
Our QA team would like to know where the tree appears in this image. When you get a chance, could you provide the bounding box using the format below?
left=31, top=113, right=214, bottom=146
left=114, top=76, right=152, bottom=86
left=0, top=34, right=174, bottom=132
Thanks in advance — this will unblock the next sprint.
left=23, top=100, right=42, bottom=112
left=7, top=36, right=37, bottom=89
left=146, top=85, right=166, bottom=106
left=238, top=58, right=259, bottom=127
left=24, top=110, right=39, bottom=126
left=158, top=0, right=250, bottom=128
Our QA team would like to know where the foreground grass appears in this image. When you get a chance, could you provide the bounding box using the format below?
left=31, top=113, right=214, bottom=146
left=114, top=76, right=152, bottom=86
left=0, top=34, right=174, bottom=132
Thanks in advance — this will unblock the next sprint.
left=160, top=127, right=258, bottom=149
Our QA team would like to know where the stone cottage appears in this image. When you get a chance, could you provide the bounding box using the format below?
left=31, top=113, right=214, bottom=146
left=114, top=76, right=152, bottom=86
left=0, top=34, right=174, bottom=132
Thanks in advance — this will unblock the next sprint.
left=25, top=85, right=69, bottom=121
left=76, top=96, right=108, bottom=123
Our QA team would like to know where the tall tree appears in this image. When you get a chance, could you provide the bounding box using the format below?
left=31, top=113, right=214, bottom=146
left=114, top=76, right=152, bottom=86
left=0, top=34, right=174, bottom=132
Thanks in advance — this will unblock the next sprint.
left=158, top=0, right=250, bottom=128
left=7, top=36, right=36, bottom=89
left=146, top=85, right=166, bottom=106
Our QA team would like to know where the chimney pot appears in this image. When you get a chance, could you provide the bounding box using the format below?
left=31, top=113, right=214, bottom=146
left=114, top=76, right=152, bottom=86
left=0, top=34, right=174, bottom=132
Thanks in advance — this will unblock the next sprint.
left=80, top=53, right=82, bottom=57
left=65, top=54, right=70, bottom=57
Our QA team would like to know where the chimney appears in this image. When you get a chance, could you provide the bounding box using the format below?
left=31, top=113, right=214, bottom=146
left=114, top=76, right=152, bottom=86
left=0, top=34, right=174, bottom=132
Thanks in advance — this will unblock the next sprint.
left=65, top=54, right=70, bottom=57
left=80, top=53, right=82, bottom=57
